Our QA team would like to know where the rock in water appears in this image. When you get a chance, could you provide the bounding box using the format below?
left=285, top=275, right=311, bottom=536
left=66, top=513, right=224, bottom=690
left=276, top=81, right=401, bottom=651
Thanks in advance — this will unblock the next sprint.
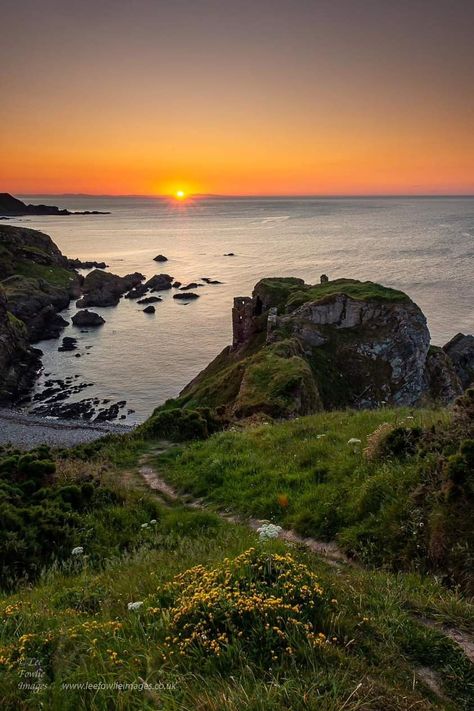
left=77, top=269, right=145, bottom=307
left=137, top=296, right=162, bottom=305
left=144, top=274, right=174, bottom=291
left=67, top=258, right=108, bottom=269
left=72, top=310, right=105, bottom=327
left=153, top=254, right=168, bottom=262
left=173, top=292, right=200, bottom=300
left=143, top=305, right=156, bottom=314
left=58, top=337, right=78, bottom=352
left=179, top=282, right=201, bottom=290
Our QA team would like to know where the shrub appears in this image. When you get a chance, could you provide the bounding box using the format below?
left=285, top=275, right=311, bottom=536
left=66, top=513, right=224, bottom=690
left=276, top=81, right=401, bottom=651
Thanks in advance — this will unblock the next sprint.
left=139, top=407, right=221, bottom=441
left=159, top=548, right=334, bottom=668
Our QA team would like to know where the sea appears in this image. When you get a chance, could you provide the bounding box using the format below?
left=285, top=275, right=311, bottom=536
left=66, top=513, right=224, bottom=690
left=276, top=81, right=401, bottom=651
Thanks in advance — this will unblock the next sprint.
left=10, top=195, right=474, bottom=424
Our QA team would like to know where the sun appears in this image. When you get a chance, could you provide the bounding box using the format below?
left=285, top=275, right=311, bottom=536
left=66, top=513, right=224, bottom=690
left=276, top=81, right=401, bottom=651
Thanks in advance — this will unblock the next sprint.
left=175, top=190, right=186, bottom=200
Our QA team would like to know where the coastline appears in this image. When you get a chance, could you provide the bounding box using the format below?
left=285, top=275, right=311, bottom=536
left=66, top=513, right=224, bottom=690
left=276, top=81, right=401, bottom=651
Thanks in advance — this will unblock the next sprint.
left=0, top=407, right=133, bottom=449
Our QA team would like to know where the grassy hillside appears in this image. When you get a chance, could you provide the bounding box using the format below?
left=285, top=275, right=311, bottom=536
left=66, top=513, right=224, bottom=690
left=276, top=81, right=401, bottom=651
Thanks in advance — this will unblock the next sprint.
left=1, top=501, right=473, bottom=710
left=156, top=397, right=473, bottom=589
left=0, top=396, right=472, bottom=709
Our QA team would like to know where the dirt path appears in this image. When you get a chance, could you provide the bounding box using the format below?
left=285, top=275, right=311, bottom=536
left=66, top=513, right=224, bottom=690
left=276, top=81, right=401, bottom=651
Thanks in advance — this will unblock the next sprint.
left=137, top=447, right=474, bottom=666
left=138, top=448, right=361, bottom=567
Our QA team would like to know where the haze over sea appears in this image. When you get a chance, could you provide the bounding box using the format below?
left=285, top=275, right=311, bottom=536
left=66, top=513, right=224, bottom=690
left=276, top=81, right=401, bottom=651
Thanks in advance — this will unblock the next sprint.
left=12, top=195, right=474, bottom=424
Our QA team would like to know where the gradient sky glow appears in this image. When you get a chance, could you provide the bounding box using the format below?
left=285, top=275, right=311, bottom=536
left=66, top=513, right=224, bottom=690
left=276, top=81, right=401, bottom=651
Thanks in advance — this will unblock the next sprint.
left=1, top=0, right=473, bottom=195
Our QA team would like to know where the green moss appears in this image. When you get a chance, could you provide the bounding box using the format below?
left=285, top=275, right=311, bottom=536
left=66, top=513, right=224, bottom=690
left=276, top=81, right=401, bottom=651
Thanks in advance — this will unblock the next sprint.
left=234, top=339, right=321, bottom=417
left=285, top=279, right=410, bottom=312
left=254, top=277, right=305, bottom=310
left=6, top=311, right=27, bottom=336
left=14, top=260, right=76, bottom=288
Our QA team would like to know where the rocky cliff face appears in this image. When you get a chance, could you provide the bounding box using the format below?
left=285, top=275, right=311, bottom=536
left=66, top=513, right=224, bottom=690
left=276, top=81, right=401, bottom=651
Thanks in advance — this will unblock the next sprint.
left=178, top=277, right=467, bottom=419
left=0, top=225, right=80, bottom=341
left=0, top=286, right=40, bottom=404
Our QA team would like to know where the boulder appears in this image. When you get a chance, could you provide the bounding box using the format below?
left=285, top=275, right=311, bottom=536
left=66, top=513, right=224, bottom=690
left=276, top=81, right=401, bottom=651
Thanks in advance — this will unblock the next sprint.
left=125, top=285, right=148, bottom=299
left=443, top=333, right=474, bottom=389
left=72, top=310, right=105, bottom=327
left=145, top=274, right=174, bottom=291
left=179, top=282, right=201, bottom=290
left=58, top=337, right=78, bottom=352
left=77, top=269, right=145, bottom=307
left=153, top=254, right=168, bottom=262
left=143, top=305, right=156, bottom=314
left=173, top=292, right=200, bottom=300
left=137, top=296, right=162, bottom=305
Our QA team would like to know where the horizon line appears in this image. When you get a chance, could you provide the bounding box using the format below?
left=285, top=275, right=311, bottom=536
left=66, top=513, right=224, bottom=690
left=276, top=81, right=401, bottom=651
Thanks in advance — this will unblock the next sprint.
left=16, top=192, right=474, bottom=199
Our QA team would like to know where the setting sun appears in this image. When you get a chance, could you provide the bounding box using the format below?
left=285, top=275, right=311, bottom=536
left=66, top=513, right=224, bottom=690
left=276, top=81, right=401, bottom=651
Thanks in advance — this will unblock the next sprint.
left=175, top=190, right=186, bottom=200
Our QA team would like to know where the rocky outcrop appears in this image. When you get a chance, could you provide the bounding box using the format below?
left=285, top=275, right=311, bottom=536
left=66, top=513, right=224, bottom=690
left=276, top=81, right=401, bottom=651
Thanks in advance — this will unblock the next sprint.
left=0, top=193, right=109, bottom=216
left=424, top=347, right=463, bottom=403
left=0, top=286, right=41, bottom=404
left=0, top=225, right=80, bottom=341
left=176, top=277, right=471, bottom=419
left=153, top=254, right=168, bottom=262
left=275, top=292, right=431, bottom=407
left=72, top=310, right=105, bottom=327
left=443, top=333, right=474, bottom=389
left=67, top=258, right=108, bottom=269
left=77, top=269, right=145, bottom=307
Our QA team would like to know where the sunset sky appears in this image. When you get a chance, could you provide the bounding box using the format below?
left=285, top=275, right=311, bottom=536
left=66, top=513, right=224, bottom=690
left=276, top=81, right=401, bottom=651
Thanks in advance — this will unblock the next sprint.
left=1, top=0, right=473, bottom=196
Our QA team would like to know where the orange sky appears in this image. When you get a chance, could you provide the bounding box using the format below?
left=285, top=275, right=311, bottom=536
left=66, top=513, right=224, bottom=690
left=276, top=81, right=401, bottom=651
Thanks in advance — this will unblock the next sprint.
left=1, top=0, right=473, bottom=196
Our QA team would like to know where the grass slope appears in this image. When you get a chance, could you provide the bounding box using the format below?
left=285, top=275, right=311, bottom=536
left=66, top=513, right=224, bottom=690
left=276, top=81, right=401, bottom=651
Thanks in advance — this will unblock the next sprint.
left=0, top=405, right=472, bottom=710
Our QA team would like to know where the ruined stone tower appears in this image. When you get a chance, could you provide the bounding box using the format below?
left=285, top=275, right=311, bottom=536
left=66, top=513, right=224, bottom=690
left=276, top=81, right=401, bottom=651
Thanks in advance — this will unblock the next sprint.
left=232, top=296, right=255, bottom=347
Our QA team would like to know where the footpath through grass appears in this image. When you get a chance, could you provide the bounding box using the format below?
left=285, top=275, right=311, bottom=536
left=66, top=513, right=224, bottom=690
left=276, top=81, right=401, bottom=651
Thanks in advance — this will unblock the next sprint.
left=1, top=506, right=473, bottom=710
left=1, top=405, right=473, bottom=710
left=156, top=408, right=449, bottom=567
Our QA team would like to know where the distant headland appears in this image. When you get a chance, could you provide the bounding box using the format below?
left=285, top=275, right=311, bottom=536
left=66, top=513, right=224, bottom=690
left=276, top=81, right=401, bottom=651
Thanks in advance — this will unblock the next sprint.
left=0, top=193, right=110, bottom=217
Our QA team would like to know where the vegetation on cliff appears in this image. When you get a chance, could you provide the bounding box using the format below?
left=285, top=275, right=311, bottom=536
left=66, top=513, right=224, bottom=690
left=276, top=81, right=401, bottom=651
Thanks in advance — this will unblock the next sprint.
left=154, top=276, right=463, bottom=422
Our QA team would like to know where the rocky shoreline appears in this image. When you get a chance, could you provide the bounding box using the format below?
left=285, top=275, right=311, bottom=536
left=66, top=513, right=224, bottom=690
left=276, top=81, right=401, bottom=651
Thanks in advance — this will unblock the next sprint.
left=0, top=223, right=225, bottom=424
left=0, top=407, right=133, bottom=448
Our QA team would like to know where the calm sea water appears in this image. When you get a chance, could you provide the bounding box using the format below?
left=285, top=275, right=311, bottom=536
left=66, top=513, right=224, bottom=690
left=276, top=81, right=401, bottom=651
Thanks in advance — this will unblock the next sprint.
left=11, top=196, right=474, bottom=423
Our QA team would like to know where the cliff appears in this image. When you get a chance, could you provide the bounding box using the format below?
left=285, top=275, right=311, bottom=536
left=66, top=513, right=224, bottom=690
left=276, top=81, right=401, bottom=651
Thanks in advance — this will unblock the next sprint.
left=174, top=276, right=469, bottom=420
left=0, top=225, right=80, bottom=342
left=0, top=285, right=41, bottom=403
left=0, top=192, right=109, bottom=216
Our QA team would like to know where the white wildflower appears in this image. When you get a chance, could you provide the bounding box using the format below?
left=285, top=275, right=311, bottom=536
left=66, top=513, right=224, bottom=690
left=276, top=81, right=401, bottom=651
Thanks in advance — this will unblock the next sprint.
left=71, top=546, right=84, bottom=556
left=347, top=438, right=362, bottom=445
left=127, top=601, right=143, bottom=611
left=141, top=523, right=149, bottom=529
left=316, top=434, right=326, bottom=439
left=150, top=519, right=157, bottom=525
left=257, top=523, right=283, bottom=541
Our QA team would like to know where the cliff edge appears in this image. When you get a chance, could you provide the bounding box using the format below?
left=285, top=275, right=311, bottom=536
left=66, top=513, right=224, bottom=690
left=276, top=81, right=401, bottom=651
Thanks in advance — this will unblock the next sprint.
left=173, top=276, right=468, bottom=420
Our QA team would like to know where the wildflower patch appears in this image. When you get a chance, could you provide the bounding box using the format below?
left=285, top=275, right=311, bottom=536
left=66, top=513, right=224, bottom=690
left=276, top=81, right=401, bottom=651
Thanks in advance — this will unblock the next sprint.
left=158, top=548, right=334, bottom=667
